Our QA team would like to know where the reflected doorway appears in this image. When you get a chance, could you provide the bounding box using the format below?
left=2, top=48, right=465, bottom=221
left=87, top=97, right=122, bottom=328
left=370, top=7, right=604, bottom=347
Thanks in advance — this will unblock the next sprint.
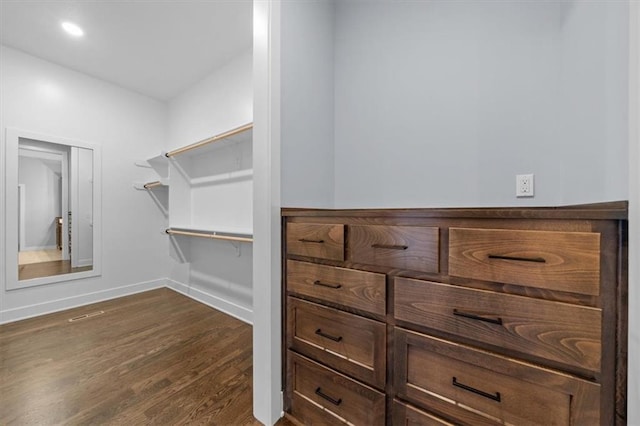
left=17, top=142, right=93, bottom=281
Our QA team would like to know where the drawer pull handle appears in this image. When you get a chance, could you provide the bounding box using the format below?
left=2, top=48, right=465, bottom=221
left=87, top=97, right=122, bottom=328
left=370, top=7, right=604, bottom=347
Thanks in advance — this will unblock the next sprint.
left=315, top=328, right=343, bottom=342
left=313, top=280, right=342, bottom=289
left=452, top=377, right=501, bottom=402
left=453, top=309, right=503, bottom=325
left=371, top=243, right=408, bottom=250
left=299, top=238, right=325, bottom=244
left=488, top=254, right=546, bottom=263
left=315, top=387, right=342, bottom=406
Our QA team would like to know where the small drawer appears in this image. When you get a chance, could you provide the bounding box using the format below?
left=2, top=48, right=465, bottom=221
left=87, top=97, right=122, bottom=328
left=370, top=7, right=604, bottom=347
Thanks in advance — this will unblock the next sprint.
left=287, top=223, right=345, bottom=261
left=287, top=260, right=386, bottom=316
left=449, top=227, right=600, bottom=295
left=395, top=329, right=600, bottom=426
left=394, top=277, right=602, bottom=372
left=288, top=351, right=385, bottom=426
left=393, top=400, right=455, bottom=426
left=349, top=225, right=439, bottom=273
left=288, top=297, right=386, bottom=389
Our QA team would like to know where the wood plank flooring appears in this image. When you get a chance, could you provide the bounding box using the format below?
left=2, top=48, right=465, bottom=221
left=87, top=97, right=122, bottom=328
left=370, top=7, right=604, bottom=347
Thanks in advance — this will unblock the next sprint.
left=18, top=260, right=93, bottom=281
left=0, top=288, right=288, bottom=425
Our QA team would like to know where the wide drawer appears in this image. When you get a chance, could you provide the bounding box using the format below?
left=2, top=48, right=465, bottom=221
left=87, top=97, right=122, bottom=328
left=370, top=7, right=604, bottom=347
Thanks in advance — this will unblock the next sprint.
left=395, top=329, right=600, bottom=426
left=393, top=400, right=455, bottom=426
left=287, top=222, right=345, bottom=261
left=288, top=351, right=385, bottom=426
left=394, top=277, right=602, bottom=372
left=288, top=297, right=386, bottom=389
left=349, top=225, right=439, bottom=273
left=448, top=227, right=600, bottom=295
left=287, top=260, right=386, bottom=316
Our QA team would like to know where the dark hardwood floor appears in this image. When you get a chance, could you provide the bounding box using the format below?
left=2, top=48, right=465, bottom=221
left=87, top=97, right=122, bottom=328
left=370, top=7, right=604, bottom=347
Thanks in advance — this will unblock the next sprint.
left=0, top=288, right=290, bottom=425
left=18, top=260, right=92, bottom=280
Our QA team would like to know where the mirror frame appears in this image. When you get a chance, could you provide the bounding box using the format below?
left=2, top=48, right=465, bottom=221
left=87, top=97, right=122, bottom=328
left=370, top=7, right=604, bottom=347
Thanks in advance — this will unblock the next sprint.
left=5, top=128, right=102, bottom=290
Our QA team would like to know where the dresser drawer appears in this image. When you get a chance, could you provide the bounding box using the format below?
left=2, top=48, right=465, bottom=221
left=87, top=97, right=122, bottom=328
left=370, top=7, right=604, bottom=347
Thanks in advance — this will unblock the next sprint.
left=288, top=297, right=386, bottom=389
left=394, top=277, right=602, bottom=372
left=349, top=225, right=439, bottom=273
left=287, top=223, right=345, bottom=261
left=449, top=227, right=600, bottom=295
left=287, top=260, right=386, bottom=316
left=395, top=329, right=600, bottom=426
left=289, top=351, right=385, bottom=426
left=393, top=400, right=455, bottom=426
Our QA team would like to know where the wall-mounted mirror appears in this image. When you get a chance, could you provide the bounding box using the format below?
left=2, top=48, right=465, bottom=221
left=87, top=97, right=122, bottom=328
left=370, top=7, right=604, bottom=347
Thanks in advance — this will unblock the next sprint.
left=5, top=128, right=101, bottom=289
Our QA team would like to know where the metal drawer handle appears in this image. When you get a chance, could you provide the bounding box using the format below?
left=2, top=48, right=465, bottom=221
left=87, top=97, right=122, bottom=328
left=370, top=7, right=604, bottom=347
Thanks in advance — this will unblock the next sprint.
left=315, top=328, right=343, bottom=342
left=453, top=309, right=503, bottom=326
left=299, top=238, right=324, bottom=244
left=315, top=387, right=342, bottom=406
left=452, top=377, right=501, bottom=402
left=313, top=280, right=342, bottom=289
left=371, top=243, right=408, bottom=250
left=488, top=254, right=546, bottom=263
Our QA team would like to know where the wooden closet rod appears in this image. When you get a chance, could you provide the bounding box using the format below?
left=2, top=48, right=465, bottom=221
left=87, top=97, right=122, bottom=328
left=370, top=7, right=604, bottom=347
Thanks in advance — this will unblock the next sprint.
left=166, top=228, right=253, bottom=243
left=143, top=181, right=163, bottom=189
left=165, top=122, right=253, bottom=158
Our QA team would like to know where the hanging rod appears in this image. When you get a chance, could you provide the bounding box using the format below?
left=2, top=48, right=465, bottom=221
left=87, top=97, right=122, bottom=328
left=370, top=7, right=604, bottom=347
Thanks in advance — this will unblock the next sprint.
left=165, top=122, right=253, bottom=158
left=165, top=228, right=253, bottom=243
left=143, top=181, right=163, bottom=189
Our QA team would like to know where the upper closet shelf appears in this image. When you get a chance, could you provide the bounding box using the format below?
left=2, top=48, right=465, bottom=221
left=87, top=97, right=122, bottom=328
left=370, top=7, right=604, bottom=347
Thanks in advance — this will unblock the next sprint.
left=165, top=122, right=253, bottom=157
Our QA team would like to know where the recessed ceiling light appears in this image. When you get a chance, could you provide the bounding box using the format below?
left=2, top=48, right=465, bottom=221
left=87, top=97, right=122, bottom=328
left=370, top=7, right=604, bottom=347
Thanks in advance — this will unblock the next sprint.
left=61, top=21, right=84, bottom=37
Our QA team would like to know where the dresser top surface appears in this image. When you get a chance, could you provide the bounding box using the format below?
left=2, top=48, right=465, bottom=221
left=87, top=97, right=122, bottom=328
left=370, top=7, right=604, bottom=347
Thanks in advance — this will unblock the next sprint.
left=282, top=200, right=628, bottom=221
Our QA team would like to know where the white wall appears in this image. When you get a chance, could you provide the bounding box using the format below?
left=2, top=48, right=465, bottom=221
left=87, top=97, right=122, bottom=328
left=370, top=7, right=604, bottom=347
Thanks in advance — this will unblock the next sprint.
left=0, top=46, right=172, bottom=322
left=281, top=0, right=334, bottom=208
left=253, top=1, right=282, bottom=423
left=18, top=156, right=60, bottom=249
left=628, top=4, right=639, bottom=424
left=332, top=0, right=629, bottom=208
left=166, top=50, right=254, bottom=323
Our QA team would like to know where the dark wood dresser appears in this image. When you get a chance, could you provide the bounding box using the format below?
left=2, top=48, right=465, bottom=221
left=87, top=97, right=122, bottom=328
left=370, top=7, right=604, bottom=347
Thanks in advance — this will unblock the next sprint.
left=282, top=202, right=628, bottom=425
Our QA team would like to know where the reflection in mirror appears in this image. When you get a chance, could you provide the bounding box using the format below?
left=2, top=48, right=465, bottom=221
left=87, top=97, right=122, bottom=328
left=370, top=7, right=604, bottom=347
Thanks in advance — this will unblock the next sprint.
left=5, top=128, right=101, bottom=290
left=17, top=140, right=93, bottom=280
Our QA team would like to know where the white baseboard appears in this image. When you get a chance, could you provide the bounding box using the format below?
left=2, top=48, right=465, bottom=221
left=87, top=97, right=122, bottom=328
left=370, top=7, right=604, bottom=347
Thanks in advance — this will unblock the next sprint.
left=0, top=278, right=167, bottom=325
left=76, top=258, right=92, bottom=268
left=166, top=279, right=253, bottom=325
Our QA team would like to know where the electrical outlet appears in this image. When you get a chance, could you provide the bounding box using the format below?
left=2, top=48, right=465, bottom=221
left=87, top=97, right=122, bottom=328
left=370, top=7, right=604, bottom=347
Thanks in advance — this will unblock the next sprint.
left=516, top=174, right=534, bottom=197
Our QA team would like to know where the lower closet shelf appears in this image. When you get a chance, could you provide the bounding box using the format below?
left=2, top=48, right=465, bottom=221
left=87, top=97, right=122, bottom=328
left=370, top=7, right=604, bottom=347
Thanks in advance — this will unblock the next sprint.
left=165, top=227, right=253, bottom=243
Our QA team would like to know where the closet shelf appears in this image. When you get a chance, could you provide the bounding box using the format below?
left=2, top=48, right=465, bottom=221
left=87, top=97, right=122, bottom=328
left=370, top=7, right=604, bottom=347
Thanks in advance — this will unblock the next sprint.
left=166, top=122, right=253, bottom=157
left=166, top=227, right=253, bottom=243
left=133, top=178, right=169, bottom=190
left=190, top=169, right=253, bottom=187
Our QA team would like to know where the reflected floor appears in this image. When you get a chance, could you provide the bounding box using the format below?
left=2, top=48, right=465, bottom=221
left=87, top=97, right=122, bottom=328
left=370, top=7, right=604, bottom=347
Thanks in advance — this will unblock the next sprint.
left=19, top=260, right=92, bottom=281
left=19, top=249, right=62, bottom=265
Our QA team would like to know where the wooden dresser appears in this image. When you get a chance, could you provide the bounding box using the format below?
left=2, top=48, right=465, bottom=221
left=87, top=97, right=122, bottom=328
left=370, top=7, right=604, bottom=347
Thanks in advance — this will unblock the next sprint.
left=282, top=202, right=627, bottom=425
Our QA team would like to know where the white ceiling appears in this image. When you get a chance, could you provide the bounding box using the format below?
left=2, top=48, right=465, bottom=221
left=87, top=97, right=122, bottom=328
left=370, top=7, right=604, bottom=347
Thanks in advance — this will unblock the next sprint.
left=0, top=0, right=253, bottom=101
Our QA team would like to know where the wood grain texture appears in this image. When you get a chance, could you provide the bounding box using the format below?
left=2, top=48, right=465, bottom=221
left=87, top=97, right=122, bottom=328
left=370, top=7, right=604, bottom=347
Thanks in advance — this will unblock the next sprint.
left=392, top=400, right=456, bottom=426
left=286, top=223, right=345, bottom=261
left=282, top=201, right=628, bottom=220
left=18, top=260, right=92, bottom=280
left=394, top=277, right=602, bottom=372
left=289, top=351, right=385, bottom=426
left=0, top=288, right=269, bottom=425
left=395, top=329, right=600, bottom=426
left=282, top=202, right=627, bottom=426
left=287, top=297, right=386, bottom=389
left=349, top=225, right=439, bottom=273
left=287, top=260, right=386, bottom=316
left=449, top=228, right=600, bottom=295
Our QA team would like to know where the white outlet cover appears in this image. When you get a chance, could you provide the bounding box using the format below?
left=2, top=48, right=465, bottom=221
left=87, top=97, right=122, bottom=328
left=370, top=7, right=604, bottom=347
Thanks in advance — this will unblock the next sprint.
left=516, top=174, right=534, bottom=197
